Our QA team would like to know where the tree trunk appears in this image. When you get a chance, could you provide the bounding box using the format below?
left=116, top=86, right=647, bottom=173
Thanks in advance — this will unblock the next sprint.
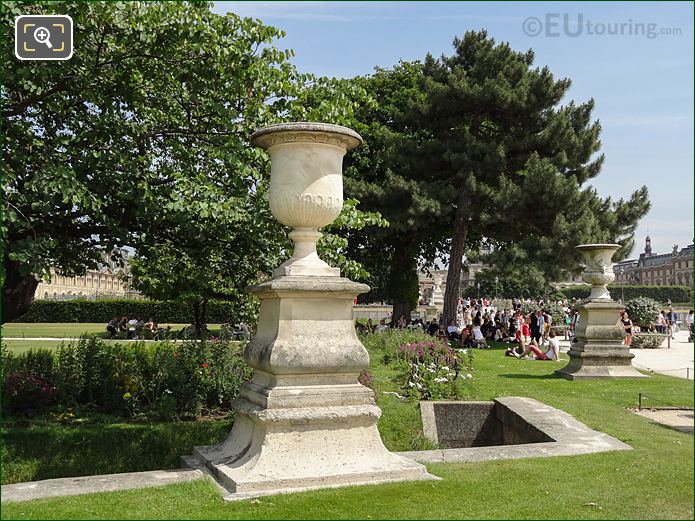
left=192, top=300, right=202, bottom=337
left=2, top=259, right=39, bottom=323
left=389, top=238, right=419, bottom=328
left=443, top=214, right=469, bottom=327
left=201, top=298, right=208, bottom=332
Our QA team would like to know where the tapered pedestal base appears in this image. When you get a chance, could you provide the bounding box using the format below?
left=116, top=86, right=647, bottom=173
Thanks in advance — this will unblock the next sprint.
left=556, top=300, right=648, bottom=380
left=185, top=276, right=433, bottom=496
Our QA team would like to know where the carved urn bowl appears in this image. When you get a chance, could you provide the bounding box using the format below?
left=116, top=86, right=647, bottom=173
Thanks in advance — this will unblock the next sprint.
left=251, top=122, right=362, bottom=229
left=251, top=122, right=362, bottom=277
left=576, top=243, right=621, bottom=300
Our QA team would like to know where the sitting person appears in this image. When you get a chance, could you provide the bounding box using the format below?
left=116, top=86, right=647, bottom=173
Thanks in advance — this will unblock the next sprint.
left=471, top=325, right=489, bottom=348
left=446, top=319, right=461, bottom=342
left=365, top=318, right=375, bottom=334
left=512, top=329, right=561, bottom=361
left=375, top=319, right=389, bottom=333
left=427, top=320, right=440, bottom=336
left=106, top=317, right=120, bottom=338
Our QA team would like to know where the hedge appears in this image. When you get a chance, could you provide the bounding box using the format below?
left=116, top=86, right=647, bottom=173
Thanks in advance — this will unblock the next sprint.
left=559, top=285, right=692, bottom=304
left=14, top=299, right=238, bottom=324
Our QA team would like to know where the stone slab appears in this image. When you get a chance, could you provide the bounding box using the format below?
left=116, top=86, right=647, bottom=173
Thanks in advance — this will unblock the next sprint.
left=1, top=468, right=204, bottom=503
left=401, top=397, right=631, bottom=464
left=632, top=408, right=694, bottom=434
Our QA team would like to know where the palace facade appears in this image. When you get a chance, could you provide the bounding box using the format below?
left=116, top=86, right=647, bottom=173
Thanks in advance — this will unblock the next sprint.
left=613, top=236, right=693, bottom=289
left=33, top=249, right=140, bottom=300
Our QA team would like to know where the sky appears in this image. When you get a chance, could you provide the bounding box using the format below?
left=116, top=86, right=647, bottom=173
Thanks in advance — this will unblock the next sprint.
left=214, top=1, right=694, bottom=259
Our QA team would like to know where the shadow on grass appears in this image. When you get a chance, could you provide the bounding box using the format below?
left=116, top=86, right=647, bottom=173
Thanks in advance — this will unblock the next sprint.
left=1, top=418, right=233, bottom=485
left=498, top=372, right=562, bottom=380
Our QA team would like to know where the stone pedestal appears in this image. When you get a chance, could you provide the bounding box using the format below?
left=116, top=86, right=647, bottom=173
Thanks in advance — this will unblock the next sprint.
left=191, top=276, right=431, bottom=495
left=186, top=123, right=433, bottom=497
left=556, top=299, right=648, bottom=380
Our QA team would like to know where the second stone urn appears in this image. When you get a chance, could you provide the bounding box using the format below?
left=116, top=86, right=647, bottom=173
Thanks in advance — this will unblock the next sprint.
left=556, top=243, right=647, bottom=380
left=187, top=123, right=432, bottom=497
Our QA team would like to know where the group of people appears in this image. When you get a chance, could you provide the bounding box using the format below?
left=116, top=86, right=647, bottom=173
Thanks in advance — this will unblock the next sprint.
left=106, top=316, right=168, bottom=340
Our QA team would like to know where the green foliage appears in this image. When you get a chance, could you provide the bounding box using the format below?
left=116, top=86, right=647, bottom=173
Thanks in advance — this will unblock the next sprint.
left=625, top=297, right=662, bottom=329
left=631, top=334, right=665, bottom=349
left=14, top=299, right=241, bottom=324
left=1, top=336, right=252, bottom=418
left=560, top=285, right=691, bottom=304
left=360, top=329, right=472, bottom=400
left=1, top=1, right=377, bottom=322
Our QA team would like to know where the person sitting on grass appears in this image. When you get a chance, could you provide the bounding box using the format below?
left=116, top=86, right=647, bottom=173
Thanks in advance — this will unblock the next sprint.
left=106, top=317, right=119, bottom=338
left=471, top=324, right=489, bottom=349
left=375, top=319, right=389, bottom=333
left=447, top=319, right=462, bottom=342
left=511, top=328, right=561, bottom=361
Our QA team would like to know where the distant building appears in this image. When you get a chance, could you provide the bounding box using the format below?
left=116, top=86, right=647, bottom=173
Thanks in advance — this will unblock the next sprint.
left=613, top=236, right=693, bottom=289
left=34, top=249, right=140, bottom=300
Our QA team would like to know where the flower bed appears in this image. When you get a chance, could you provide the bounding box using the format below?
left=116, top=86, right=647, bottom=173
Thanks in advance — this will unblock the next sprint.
left=1, top=335, right=252, bottom=420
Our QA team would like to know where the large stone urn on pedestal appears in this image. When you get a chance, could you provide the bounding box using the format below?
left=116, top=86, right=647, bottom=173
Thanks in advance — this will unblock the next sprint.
left=556, top=244, right=648, bottom=380
left=187, top=123, right=432, bottom=497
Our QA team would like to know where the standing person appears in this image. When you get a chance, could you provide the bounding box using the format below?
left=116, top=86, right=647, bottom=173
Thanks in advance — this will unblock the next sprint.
left=667, top=308, right=677, bottom=338
left=106, top=317, right=119, bottom=338
left=621, top=311, right=634, bottom=347
left=529, top=311, right=540, bottom=345
left=656, top=311, right=666, bottom=334
left=536, top=310, right=545, bottom=346
left=686, top=310, right=694, bottom=342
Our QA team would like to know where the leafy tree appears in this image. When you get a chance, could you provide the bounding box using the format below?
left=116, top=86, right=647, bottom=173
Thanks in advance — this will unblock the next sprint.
left=342, top=63, right=451, bottom=324
left=1, top=1, right=372, bottom=323
left=400, top=31, right=649, bottom=324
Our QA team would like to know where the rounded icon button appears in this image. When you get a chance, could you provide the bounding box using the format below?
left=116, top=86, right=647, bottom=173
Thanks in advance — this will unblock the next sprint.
left=522, top=17, right=543, bottom=37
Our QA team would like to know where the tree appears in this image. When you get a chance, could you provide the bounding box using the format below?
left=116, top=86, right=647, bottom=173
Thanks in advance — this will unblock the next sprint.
left=1, top=2, right=370, bottom=322
left=401, top=31, right=648, bottom=324
left=342, top=63, right=451, bottom=324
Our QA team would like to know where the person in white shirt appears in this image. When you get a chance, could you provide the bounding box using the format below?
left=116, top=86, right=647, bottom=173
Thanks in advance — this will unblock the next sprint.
left=375, top=319, right=389, bottom=333
left=447, top=319, right=461, bottom=342
left=471, top=325, right=489, bottom=348
left=686, top=310, right=694, bottom=342
left=514, top=329, right=560, bottom=361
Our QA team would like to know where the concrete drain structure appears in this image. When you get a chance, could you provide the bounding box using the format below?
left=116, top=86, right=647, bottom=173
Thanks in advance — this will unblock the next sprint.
left=398, top=397, right=631, bottom=463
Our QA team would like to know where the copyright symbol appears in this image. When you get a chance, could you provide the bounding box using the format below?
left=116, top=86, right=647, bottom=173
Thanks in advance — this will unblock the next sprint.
left=522, top=17, right=543, bottom=37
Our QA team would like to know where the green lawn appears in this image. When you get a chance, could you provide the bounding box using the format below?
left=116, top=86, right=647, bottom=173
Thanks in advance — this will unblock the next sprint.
left=1, top=323, right=222, bottom=339
left=2, top=339, right=68, bottom=354
left=2, top=342, right=693, bottom=519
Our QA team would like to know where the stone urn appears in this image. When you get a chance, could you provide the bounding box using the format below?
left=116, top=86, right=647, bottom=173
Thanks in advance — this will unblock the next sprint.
left=251, top=122, right=362, bottom=277
left=556, top=243, right=647, bottom=380
left=577, top=244, right=621, bottom=300
left=186, top=122, right=432, bottom=497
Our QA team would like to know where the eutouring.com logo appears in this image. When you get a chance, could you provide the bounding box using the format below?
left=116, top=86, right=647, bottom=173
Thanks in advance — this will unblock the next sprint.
left=522, top=14, right=682, bottom=40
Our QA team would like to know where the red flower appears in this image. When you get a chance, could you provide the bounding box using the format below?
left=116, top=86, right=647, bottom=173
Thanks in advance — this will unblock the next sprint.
left=199, top=363, right=208, bottom=367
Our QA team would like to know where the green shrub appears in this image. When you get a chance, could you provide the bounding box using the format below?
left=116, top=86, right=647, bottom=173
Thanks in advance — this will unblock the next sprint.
left=14, top=299, right=244, bottom=324
left=625, top=297, right=662, bottom=330
left=1, top=336, right=251, bottom=419
left=360, top=329, right=474, bottom=401
left=631, top=334, right=665, bottom=349
left=560, top=285, right=692, bottom=304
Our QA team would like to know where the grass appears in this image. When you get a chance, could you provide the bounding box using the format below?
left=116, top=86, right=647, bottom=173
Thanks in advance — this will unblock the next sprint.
left=1, top=323, right=222, bottom=339
left=2, top=339, right=68, bottom=354
left=1, top=340, right=693, bottom=519
left=1, top=415, right=233, bottom=486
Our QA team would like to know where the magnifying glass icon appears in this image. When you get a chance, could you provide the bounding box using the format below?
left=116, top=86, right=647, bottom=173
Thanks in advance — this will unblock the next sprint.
left=33, top=26, right=53, bottom=49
